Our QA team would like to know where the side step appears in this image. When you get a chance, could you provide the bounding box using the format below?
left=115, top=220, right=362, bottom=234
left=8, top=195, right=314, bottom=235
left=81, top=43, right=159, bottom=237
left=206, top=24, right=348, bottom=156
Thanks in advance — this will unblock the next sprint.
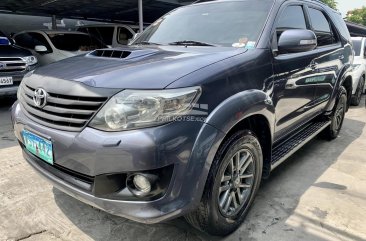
left=271, top=120, right=331, bottom=170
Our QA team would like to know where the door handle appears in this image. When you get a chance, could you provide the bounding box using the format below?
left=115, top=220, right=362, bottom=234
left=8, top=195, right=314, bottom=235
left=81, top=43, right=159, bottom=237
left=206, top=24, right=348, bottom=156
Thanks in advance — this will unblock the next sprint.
left=339, top=55, right=345, bottom=60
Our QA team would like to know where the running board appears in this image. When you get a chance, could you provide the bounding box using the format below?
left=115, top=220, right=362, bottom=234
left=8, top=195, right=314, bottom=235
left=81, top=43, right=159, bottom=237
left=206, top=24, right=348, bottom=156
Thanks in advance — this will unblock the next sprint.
left=271, top=120, right=331, bottom=170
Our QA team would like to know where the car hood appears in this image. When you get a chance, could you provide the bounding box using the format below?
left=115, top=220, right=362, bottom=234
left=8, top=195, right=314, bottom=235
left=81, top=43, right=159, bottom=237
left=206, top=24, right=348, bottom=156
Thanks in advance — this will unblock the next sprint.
left=0, top=45, right=33, bottom=57
left=31, top=46, right=246, bottom=89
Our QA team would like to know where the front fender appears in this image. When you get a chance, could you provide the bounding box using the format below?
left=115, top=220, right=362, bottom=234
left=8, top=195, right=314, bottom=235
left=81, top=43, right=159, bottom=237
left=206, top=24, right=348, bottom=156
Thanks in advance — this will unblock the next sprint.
left=205, top=89, right=275, bottom=138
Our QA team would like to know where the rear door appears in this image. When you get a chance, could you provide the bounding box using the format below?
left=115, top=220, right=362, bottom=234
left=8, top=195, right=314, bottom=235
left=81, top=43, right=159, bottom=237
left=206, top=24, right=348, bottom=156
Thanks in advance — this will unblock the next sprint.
left=305, top=5, right=344, bottom=112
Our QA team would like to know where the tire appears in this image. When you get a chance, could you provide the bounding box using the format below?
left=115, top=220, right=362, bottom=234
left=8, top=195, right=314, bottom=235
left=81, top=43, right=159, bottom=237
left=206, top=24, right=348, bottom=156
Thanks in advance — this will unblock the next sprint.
left=351, top=76, right=365, bottom=106
left=185, top=130, right=263, bottom=236
left=323, top=86, right=347, bottom=140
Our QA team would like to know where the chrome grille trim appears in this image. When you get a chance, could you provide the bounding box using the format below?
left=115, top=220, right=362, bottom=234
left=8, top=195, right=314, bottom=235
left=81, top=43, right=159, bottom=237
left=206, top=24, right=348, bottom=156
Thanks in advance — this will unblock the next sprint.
left=0, top=57, right=27, bottom=73
left=19, top=84, right=108, bottom=132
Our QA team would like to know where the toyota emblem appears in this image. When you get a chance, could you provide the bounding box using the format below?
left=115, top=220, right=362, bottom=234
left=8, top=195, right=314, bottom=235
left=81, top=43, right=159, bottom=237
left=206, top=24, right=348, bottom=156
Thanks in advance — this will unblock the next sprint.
left=33, top=88, right=48, bottom=108
left=0, top=62, right=5, bottom=69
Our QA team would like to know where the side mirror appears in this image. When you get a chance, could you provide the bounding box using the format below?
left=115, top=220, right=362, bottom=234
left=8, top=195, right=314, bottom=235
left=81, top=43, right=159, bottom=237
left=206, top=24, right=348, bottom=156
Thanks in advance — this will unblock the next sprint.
left=278, top=29, right=317, bottom=54
left=34, top=45, right=48, bottom=53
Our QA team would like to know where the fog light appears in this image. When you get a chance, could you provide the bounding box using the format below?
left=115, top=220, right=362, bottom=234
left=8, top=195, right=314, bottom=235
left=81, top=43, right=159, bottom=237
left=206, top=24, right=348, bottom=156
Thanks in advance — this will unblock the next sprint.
left=133, top=174, right=151, bottom=193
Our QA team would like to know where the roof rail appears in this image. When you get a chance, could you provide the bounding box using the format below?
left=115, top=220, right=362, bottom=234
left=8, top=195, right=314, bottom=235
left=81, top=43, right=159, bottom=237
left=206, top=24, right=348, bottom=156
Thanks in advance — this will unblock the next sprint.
left=310, top=0, right=327, bottom=6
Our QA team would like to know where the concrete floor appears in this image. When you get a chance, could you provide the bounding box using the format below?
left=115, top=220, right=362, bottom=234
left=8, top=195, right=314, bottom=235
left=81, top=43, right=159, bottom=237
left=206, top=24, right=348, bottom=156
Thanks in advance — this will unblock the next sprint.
left=0, top=97, right=366, bottom=241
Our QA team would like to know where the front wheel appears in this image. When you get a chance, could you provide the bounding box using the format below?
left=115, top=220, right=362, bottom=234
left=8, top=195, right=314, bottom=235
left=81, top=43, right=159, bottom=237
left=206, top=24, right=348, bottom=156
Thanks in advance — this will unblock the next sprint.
left=323, top=86, right=347, bottom=140
left=185, top=130, right=262, bottom=236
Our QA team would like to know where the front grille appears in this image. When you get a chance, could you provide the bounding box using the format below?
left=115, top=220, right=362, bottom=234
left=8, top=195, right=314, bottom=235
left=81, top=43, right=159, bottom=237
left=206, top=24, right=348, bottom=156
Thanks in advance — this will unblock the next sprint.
left=0, top=57, right=27, bottom=73
left=19, top=84, right=108, bottom=132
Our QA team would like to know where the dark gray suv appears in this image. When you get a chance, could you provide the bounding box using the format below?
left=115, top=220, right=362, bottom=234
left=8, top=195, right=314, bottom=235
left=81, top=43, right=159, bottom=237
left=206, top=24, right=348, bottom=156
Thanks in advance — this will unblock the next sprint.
left=12, top=0, right=353, bottom=236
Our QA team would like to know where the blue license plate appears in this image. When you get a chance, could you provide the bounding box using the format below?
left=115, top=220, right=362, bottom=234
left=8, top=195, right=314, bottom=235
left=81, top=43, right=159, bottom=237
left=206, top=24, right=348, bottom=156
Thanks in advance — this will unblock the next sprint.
left=21, top=130, right=54, bottom=165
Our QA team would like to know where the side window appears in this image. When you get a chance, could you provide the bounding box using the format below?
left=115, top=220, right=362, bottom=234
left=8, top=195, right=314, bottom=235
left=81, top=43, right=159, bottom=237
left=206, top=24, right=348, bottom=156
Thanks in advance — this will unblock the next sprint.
left=29, top=33, right=53, bottom=53
left=308, top=8, right=338, bottom=46
left=14, top=33, right=34, bottom=49
left=117, top=27, right=133, bottom=45
left=277, top=5, right=307, bottom=38
left=79, top=27, right=114, bottom=46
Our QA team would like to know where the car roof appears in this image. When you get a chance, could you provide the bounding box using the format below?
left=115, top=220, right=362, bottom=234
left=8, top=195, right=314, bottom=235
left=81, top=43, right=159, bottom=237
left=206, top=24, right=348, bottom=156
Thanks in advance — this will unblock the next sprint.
left=77, top=24, right=140, bottom=28
left=16, top=30, right=89, bottom=35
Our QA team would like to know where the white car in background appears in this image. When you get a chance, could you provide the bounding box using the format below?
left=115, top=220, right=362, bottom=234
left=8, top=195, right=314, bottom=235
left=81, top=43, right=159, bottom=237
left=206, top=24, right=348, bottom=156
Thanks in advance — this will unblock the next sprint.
left=77, top=24, right=139, bottom=47
left=351, top=37, right=366, bottom=106
left=13, top=30, right=107, bottom=66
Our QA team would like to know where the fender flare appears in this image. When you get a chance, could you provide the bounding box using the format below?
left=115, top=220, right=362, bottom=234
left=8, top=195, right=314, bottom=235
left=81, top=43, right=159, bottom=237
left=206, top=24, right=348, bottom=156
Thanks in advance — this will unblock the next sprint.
left=181, top=90, right=275, bottom=212
left=205, top=89, right=275, bottom=136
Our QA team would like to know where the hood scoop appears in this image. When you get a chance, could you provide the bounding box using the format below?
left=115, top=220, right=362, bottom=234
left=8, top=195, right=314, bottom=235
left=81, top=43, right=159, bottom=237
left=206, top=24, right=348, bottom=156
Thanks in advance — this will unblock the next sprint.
left=87, top=48, right=159, bottom=60
left=89, top=49, right=132, bottom=59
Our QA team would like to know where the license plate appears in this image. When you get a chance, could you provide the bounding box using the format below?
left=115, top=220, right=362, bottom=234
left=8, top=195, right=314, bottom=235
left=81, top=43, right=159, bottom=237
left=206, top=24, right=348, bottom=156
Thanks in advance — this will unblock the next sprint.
left=0, top=77, right=13, bottom=86
left=21, top=130, right=54, bottom=165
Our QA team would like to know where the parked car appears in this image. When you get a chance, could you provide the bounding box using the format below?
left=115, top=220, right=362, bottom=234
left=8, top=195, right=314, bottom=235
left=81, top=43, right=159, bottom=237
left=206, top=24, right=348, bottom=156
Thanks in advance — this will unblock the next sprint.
left=12, top=0, right=353, bottom=236
left=0, top=30, right=37, bottom=97
left=350, top=37, right=366, bottom=106
left=13, top=30, right=107, bottom=66
left=77, top=24, right=139, bottom=47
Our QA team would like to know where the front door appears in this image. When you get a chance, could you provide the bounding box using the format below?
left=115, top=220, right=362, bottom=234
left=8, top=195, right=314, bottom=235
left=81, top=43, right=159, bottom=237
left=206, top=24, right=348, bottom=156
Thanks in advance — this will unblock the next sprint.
left=272, top=4, right=319, bottom=141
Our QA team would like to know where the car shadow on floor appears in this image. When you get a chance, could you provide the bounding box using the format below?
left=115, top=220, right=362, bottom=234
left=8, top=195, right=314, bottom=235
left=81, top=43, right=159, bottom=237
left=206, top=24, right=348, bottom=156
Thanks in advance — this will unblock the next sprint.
left=53, top=116, right=365, bottom=241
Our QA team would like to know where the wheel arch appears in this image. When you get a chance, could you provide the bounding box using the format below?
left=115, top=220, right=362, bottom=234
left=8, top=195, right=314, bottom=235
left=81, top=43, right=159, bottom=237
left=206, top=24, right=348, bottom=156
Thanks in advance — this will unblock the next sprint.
left=205, top=90, right=275, bottom=179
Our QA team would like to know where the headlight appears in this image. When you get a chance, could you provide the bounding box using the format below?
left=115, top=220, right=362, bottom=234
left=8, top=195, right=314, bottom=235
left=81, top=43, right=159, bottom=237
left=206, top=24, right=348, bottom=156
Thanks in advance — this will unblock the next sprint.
left=89, top=87, right=201, bottom=131
left=22, top=56, right=38, bottom=65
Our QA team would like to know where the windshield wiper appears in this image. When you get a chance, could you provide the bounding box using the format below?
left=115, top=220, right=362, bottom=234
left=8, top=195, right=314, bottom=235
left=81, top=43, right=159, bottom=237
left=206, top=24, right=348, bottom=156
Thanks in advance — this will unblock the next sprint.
left=168, top=40, right=218, bottom=47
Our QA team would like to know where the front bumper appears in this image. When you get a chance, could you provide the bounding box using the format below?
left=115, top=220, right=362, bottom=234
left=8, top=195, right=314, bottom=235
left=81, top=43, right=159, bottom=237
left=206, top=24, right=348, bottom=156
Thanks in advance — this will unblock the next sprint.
left=12, top=101, right=223, bottom=223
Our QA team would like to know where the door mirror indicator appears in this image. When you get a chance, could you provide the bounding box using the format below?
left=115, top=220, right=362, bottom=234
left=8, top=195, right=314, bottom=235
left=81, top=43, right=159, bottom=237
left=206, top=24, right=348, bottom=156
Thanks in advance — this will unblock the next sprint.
left=278, top=30, right=317, bottom=54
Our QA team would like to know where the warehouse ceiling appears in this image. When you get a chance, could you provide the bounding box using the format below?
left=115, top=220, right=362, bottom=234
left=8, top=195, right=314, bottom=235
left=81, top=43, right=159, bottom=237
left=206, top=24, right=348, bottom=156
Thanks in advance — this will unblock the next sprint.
left=0, top=0, right=195, bottom=23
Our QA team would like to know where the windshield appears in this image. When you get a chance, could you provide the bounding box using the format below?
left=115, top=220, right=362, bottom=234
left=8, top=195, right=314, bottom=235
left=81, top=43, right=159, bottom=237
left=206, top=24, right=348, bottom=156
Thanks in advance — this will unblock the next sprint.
left=133, top=0, right=273, bottom=47
left=352, top=39, right=362, bottom=56
left=47, top=33, right=106, bottom=52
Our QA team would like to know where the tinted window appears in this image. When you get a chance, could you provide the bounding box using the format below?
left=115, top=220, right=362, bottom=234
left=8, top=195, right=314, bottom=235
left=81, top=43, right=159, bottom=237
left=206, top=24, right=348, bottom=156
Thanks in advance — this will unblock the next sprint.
left=29, top=33, right=52, bottom=52
left=117, top=27, right=133, bottom=45
left=308, top=8, right=337, bottom=46
left=352, top=40, right=362, bottom=56
left=47, top=33, right=106, bottom=51
left=277, top=6, right=307, bottom=30
left=78, top=27, right=114, bottom=45
left=14, top=32, right=51, bottom=51
left=309, top=8, right=331, bottom=33
left=134, top=1, right=274, bottom=47
left=14, top=33, right=33, bottom=49
left=330, top=12, right=351, bottom=42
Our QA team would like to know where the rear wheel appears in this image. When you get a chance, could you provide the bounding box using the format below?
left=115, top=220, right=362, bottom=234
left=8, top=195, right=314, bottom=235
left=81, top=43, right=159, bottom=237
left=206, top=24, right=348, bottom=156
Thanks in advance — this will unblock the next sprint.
left=351, top=76, right=365, bottom=106
left=185, top=130, right=262, bottom=236
left=323, top=86, right=347, bottom=140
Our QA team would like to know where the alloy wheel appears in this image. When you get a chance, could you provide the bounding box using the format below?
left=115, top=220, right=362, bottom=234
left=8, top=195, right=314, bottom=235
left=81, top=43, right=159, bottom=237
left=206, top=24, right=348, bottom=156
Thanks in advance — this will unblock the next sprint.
left=218, top=149, right=255, bottom=217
